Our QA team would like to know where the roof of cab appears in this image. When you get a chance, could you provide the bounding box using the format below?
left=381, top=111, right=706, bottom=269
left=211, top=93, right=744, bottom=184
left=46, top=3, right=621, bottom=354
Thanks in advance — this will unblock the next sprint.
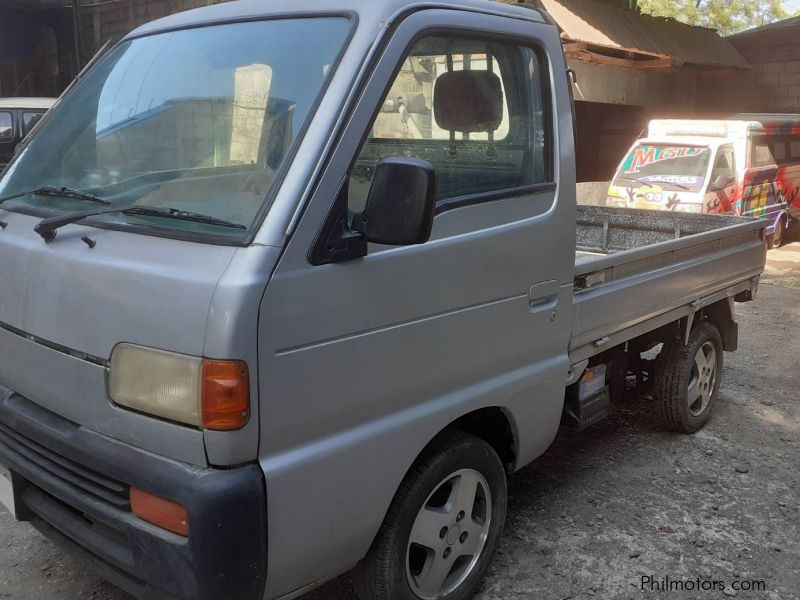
left=0, top=97, right=56, bottom=110
left=127, top=0, right=546, bottom=39
left=638, top=136, right=731, bottom=149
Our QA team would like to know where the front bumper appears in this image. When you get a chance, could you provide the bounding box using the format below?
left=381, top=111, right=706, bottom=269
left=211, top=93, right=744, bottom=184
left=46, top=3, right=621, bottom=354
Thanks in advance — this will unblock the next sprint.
left=0, top=387, right=267, bottom=600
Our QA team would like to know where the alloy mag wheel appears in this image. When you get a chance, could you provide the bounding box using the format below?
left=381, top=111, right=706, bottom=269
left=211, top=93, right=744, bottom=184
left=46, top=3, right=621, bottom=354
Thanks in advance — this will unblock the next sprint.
left=773, top=219, right=784, bottom=248
left=687, top=340, right=717, bottom=417
left=406, top=469, right=492, bottom=599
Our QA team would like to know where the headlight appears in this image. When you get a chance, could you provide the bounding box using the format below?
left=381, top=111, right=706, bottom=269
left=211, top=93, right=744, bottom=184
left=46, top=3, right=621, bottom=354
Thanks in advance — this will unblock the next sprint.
left=672, top=203, right=703, bottom=213
left=109, top=344, right=249, bottom=430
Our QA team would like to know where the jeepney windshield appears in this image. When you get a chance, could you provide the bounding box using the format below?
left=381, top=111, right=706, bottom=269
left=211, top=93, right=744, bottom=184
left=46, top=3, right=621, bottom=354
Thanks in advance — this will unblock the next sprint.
left=613, top=143, right=711, bottom=193
left=0, top=17, right=350, bottom=242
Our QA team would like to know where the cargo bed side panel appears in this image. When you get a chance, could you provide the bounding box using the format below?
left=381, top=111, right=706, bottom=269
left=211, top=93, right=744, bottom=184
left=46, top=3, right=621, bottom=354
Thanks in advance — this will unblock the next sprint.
left=571, top=225, right=766, bottom=361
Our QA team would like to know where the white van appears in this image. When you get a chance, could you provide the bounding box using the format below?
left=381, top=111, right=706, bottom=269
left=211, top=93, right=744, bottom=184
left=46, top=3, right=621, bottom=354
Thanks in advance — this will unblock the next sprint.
left=607, top=116, right=800, bottom=246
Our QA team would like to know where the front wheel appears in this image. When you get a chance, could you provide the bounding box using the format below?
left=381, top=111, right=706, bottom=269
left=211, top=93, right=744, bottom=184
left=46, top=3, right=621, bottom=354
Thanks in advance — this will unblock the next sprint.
left=353, top=431, right=507, bottom=600
left=654, top=321, right=723, bottom=433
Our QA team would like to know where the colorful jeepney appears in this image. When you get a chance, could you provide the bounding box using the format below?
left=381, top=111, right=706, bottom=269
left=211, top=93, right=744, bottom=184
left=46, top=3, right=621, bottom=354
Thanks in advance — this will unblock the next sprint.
left=607, top=116, right=800, bottom=246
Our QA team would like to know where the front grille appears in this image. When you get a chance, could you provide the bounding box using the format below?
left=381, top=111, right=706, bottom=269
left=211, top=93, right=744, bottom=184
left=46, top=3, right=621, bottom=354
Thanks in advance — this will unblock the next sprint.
left=0, top=421, right=130, bottom=509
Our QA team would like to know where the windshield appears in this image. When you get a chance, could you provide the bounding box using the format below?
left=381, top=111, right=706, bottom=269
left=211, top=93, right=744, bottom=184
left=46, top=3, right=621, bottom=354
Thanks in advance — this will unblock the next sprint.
left=613, top=144, right=711, bottom=192
left=0, top=17, right=350, bottom=242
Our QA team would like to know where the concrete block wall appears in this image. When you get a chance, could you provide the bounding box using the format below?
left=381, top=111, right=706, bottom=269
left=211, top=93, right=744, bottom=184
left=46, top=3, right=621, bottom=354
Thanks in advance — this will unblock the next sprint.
left=750, top=63, right=800, bottom=111
left=574, top=100, right=646, bottom=183
left=723, top=25, right=800, bottom=114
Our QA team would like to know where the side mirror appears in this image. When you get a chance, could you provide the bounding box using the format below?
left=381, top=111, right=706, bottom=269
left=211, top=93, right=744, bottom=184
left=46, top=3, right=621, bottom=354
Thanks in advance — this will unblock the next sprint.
left=353, top=157, right=436, bottom=246
left=709, top=174, right=735, bottom=191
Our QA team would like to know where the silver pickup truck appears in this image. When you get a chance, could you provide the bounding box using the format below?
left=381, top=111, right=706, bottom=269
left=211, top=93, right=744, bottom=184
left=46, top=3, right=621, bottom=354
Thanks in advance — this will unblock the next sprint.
left=0, top=1, right=766, bottom=600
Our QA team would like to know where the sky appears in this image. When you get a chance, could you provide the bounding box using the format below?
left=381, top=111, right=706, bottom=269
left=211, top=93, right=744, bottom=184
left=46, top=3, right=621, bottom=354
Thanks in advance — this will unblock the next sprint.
left=786, top=0, right=800, bottom=13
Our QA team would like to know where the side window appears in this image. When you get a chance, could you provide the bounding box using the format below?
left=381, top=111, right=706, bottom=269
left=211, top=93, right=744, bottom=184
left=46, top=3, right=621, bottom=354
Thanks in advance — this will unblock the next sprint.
left=348, top=35, right=549, bottom=214
left=791, top=139, right=800, bottom=159
left=711, top=146, right=735, bottom=179
left=773, top=140, right=787, bottom=163
left=751, top=136, right=775, bottom=168
left=22, top=111, right=45, bottom=137
left=0, top=112, right=13, bottom=140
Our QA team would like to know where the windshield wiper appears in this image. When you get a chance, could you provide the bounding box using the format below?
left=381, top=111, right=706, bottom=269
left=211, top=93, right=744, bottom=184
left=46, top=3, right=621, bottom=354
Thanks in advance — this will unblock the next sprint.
left=615, top=176, right=648, bottom=186
left=616, top=176, right=692, bottom=192
left=656, top=181, right=691, bottom=191
left=34, top=204, right=246, bottom=242
left=0, top=186, right=111, bottom=207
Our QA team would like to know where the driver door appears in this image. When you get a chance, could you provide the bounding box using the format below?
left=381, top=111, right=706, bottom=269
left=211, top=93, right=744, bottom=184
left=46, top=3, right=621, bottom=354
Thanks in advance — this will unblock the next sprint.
left=255, top=10, right=576, bottom=598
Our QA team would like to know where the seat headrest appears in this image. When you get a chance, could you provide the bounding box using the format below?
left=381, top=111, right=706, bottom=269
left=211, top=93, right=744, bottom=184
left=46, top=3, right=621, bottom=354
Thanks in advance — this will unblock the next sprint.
left=433, top=70, right=503, bottom=133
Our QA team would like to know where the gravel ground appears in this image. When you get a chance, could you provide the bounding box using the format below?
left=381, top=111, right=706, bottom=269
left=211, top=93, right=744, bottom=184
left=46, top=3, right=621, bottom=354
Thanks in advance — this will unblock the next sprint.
left=1, top=243, right=798, bottom=600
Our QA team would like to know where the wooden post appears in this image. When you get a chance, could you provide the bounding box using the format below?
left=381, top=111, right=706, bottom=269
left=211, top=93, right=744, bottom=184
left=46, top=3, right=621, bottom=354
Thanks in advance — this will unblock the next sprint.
left=72, top=0, right=84, bottom=70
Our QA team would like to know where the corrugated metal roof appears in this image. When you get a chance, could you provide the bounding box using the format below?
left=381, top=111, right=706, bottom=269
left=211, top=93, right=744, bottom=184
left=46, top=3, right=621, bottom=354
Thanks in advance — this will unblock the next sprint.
left=728, top=15, right=800, bottom=40
left=508, top=0, right=750, bottom=69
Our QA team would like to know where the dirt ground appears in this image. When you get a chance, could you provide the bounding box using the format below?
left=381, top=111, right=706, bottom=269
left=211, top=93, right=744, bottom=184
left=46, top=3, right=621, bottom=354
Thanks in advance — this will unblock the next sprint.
left=1, top=240, right=798, bottom=600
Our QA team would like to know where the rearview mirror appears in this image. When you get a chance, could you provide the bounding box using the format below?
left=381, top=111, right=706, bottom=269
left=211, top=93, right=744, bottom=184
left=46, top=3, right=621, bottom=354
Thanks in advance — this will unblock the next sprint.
left=353, top=157, right=436, bottom=246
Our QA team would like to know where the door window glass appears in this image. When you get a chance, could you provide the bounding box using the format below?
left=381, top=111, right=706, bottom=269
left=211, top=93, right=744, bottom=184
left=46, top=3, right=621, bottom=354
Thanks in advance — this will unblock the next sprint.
left=348, top=35, right=550, bottom=213
left=711, top=146, right=735, bottom=180
left=21, top=111, right=45, bottom=136
left=0, top=112, right=12, bottom=139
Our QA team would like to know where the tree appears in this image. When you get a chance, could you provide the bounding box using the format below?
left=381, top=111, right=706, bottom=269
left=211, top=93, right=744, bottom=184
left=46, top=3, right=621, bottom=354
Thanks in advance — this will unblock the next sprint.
left=638, top=0, right=789, bottom=35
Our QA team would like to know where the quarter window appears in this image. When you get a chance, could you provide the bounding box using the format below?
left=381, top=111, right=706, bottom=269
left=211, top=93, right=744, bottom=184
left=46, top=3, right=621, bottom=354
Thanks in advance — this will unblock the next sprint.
left=0, top=112, right=12, bottom=140
left=348, top=35, right=550, bottom=213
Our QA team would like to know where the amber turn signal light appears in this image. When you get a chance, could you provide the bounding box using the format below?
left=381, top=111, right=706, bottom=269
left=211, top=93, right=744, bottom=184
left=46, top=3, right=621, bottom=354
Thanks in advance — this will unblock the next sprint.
left=201, top=359, right=250, bottom=430
left=130, top=488, right=189, bottom=536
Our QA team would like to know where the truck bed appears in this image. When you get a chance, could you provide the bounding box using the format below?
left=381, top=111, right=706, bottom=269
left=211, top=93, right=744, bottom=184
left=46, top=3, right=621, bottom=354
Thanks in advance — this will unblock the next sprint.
left=570, top=206, right=767, bottom=362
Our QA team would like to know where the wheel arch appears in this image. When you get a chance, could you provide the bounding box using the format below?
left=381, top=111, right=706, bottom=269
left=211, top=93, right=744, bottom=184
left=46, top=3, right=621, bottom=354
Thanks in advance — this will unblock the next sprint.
left=700, top=297, right=738, bottom=352
left=368, top=406, right=516, bottom=528
left=448, top=406, right=518, bottom=468
left=370, top=406, right=518, bottom=548
left=395, top=407, right=520, bottom=475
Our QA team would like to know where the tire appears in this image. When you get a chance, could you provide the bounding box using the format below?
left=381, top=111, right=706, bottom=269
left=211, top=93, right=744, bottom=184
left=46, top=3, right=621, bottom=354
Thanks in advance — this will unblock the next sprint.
left=353, top=431, right=507, bottom=600
left=654, top=321, right=723, bottom=433
left=768, top=218, right=784, bottom=249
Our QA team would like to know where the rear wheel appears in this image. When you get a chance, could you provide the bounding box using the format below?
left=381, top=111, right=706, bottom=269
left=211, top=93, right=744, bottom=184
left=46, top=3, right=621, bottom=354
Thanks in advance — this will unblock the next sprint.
left=769, top=218, right=785, bottom=249
left=654, top=322, right=723, bottom=433
left=353, top=431, right=507, bottom=600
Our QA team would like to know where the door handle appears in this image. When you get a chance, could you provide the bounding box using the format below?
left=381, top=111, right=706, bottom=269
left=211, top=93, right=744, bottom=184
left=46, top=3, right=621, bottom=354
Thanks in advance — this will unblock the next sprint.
left=528, top=279, right=560, bottom=312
